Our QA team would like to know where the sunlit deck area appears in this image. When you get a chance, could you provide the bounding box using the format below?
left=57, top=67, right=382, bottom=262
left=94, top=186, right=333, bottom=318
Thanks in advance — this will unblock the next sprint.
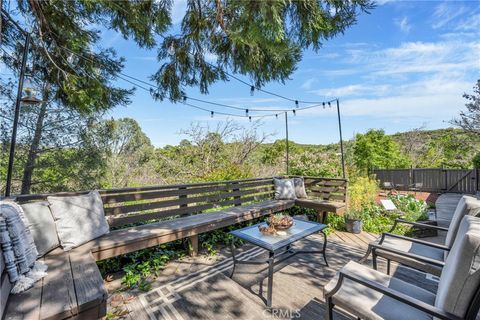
left=105, top=229, right=439, bottom=320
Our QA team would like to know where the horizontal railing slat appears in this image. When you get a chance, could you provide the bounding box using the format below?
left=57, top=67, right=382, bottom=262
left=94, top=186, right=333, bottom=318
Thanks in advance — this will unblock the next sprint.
left=108, top=192, right=274, bottom=227
left=104, top=186, right=274, bottom=216
left=102, top=180, right=273, bottom=204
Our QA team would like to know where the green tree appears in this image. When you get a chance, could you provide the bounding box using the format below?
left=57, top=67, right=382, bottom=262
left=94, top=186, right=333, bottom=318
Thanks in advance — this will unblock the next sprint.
left=453, top=80, right=480, bottom=135
left=473, top=152, right=480, bottom=168
left=86, top=118, right=155, bottom=188
left=353, top=129, right=410, bottom=172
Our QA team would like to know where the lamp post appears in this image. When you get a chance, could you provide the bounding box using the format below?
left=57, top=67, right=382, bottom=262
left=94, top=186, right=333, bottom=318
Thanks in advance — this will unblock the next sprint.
left=2, top=9, right=41, bottom=196
left=336, top=99, right=346, bottom=179
left=285, top=111, right=289, bottom=175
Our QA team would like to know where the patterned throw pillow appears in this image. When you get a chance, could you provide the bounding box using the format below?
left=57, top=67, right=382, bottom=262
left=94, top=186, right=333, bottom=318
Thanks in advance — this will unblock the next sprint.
left=274, top=178, right=297, bottom=200
left=293, top=177, right=308, bottom=198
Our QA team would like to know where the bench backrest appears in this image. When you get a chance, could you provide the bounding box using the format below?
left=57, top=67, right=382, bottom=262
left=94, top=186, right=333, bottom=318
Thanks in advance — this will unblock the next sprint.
left=13, top=176, right=347, bottom=230
left=1, top=176, right=346, bottom=319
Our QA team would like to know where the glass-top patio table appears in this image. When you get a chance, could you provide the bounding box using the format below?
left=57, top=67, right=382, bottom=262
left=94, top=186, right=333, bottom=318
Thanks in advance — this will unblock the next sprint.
left=229, top=218, right=328, bottom=308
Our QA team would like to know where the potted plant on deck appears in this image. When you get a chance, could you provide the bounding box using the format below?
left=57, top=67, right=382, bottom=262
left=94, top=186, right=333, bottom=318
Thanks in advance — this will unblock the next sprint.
left=345, top=210, right=364, bottom=234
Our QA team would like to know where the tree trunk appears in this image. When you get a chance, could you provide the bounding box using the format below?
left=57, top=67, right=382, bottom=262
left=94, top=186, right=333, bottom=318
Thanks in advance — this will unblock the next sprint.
left=21, top=86, right=49, bottom=194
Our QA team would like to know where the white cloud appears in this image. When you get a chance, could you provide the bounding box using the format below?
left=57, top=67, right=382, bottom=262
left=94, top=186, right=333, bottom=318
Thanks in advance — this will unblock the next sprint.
left=311, top=84, right=391, bottom=98
left=171, top=0, right=187, bottom=24
left=303, top=75, right=473, bottom=121
left=395, top=17, right=411, bottom=33
left=301, top=78, right=316, bottom=90
left=432, top=2, right=468, bottom=29
left=455, top=13, right=480, bottom=32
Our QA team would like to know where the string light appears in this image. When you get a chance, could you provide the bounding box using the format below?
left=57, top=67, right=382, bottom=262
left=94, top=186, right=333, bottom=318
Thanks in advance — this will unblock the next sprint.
left=245, top=109, right=249, bottom=116
left=295, top=100, right=299, bottom=108
left=328, top=102, right=331, bottom=108
left=249, top=116, right=252, bottom=122
left=292, top=110, right=296, bottom=116
left=250, top=85, right=255, bottom=96
left=322, top=102, right=326, bottom=109
left=211, top=111, right=214, bottom=118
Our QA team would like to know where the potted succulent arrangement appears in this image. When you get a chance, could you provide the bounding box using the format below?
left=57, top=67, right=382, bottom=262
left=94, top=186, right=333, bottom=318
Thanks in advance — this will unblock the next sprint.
left=345, top=210, right=364, bottom=234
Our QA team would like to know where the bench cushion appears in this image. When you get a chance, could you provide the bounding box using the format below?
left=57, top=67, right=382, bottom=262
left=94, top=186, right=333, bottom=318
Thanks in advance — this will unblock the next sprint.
left=324, top=261, right=434, bottom=320
left=4, top=247, right=106, bottom=320
left=86, top=199, right=295, bottom=260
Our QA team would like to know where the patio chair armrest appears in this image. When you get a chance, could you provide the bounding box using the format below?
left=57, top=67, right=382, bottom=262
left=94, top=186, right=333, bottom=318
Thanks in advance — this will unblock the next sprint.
left=370, top=242, right=445, bottom=267
left=389, top=218, right=449, bottom=233
left=327, top=268, right=462, bottom=320
left=382, top=233, right=450, bottom=251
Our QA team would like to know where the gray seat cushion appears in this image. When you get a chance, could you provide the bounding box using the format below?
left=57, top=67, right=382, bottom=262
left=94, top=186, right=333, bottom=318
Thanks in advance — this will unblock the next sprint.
left=273, top=178, right=297, bottom=200
left=20, top=201, right=59, bottom=257
left=374, top=236, right=445, bottom=276
left=444, top=196, right=480, bottom=260
left=324, top=261, right=434, bottom=320
left=435, top=215, right=480, bottom=318
left=48, top=190, right=109, bottom=251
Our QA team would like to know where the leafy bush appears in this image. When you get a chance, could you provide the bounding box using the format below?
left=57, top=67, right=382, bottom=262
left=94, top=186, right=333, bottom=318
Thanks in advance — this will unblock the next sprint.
left=390, top=194, right=428, bottom=221
left=473, top=152, right=480, bottom=168
left=348, top=176, right=379, bottom=212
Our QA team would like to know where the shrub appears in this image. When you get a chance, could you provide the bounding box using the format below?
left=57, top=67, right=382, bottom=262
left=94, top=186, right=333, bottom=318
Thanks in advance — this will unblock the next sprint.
left=473, top=152, right=480, bottom=168
left=348, top=176, right=379, bottom=212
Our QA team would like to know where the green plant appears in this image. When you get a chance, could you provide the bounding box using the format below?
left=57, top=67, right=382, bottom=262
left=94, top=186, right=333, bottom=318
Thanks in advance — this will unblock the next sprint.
left=473, top=152, right=480, bottom=168
left=389, top=194, right=428, bottom=221
left=345, top=210, right=363, bottom=220
left=348, top=176, right=379, bottom=211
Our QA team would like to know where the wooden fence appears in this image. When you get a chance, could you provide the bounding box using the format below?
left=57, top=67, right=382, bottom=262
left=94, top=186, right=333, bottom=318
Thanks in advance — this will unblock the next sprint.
left=371, top=168, right=479, bottom=194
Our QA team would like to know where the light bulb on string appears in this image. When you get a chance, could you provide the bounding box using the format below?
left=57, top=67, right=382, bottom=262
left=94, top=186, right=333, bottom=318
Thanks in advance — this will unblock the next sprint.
left=292, top=110, right=296, bottom=116
left=245, top=109, right=249, bottom=116
left=183, top=96, right=187, bottom=104
left=211, top=111, right=214, bottom=118
left=322, top=102, right=326, bottom=109
left=295, top=100, right=299, bottom=108
left=250, top=86, right=255, bottom=96
left=275, top=114, right=278, bottom=119
left=249, top=116, right=252, bottom=122
left=328, top=102, right=331, bottom=108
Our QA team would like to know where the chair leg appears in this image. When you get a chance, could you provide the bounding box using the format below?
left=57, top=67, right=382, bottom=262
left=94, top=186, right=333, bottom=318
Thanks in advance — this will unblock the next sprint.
left=326, top=297, right=334, bottom=320
left=372, top=250, right=378, bottom=270
left=387, top=259, right=391, bottom=275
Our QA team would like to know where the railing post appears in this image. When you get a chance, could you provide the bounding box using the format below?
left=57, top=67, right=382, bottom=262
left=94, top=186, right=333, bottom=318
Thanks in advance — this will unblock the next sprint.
left=232, top=181, right=241, bottom=206
left=179, top=186, right=198, bottom=257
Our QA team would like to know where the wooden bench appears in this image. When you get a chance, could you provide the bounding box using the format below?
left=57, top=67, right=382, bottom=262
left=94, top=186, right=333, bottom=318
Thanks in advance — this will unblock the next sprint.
left=2, top=176, right=347, bottom=319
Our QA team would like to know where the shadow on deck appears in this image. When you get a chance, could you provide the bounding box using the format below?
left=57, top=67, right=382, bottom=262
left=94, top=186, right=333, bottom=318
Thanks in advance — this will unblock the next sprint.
left=106, top=230, right=439, bottom=320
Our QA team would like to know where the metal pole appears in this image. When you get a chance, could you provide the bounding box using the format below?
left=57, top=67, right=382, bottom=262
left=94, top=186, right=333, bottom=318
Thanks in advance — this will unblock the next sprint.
left=5, top=33, right=30, bottom=197
left=336, top=99, right=346, bottom=179
left=285, top=111, right=289, bottom=175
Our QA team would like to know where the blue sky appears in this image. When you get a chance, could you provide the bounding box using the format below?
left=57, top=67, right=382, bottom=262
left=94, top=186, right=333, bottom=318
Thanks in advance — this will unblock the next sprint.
left=51, top=1, right=480, bottom=146
left=102, top=1, right=480, bottom=147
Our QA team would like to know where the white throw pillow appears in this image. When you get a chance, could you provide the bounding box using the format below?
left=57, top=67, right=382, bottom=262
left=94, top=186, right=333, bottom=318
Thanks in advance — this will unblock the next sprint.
left=48, top=190, right=109, bottom=251
left=274, top=178, right=297, bottom=200
left=21, top=201, right=59, bottom=257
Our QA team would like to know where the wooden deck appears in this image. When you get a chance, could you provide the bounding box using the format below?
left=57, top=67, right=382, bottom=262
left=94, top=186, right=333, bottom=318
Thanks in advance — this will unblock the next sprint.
left=104, top=230, right=439, bottom=320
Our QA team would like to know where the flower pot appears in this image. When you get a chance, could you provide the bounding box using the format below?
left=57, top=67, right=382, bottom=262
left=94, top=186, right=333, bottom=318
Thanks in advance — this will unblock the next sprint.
left=345, top=218, right=363, bottom=234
